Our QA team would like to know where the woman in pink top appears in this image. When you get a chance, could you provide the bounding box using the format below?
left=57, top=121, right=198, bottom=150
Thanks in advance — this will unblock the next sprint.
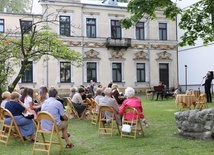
left=119, top=87, right=149, bottom=127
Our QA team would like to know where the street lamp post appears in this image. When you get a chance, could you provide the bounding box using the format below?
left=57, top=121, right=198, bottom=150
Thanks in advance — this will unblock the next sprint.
left=185, top=65, right=187, bottom=91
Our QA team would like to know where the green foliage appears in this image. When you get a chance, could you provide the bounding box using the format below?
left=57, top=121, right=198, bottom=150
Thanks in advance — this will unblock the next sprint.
left=179, top=0, right=214, bottom=46
left=121, top=0, right=181, bottom=29
left=0, top=0, right=31, bottom=13
left=0, top=24, right=83, bottom=92
left=121, top=0, right=214, bottom=46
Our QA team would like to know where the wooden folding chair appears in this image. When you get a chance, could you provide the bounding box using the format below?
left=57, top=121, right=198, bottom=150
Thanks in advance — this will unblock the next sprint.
left=0, top=107, right=4, bottom=133
left=81, top=98, right=93, bottom=120
left=0, top=108, right=25, bottom=146
left=145, top=89, right=153, bottom=100
left=32, top=111, right=64, bottom=155
left=65, top=97, right=80, bottom=119
left=91, top=100, right=99, bottom=125
left=98, top=106, right=121, bottom=136
left=195, top=93, right=208, bottom=110
left=121, top=107, right=144, bottom=139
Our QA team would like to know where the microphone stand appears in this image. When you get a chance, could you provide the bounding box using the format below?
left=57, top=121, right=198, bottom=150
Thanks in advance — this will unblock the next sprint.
left=198, top=77, right=205, bottom=94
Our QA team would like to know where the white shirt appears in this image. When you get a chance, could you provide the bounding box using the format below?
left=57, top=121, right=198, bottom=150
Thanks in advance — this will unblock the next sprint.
left=24, top=95, right=32, bottom=108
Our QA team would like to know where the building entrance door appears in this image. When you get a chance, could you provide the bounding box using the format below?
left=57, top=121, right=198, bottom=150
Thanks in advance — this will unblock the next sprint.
left=159, top=63, right=169, bottom=88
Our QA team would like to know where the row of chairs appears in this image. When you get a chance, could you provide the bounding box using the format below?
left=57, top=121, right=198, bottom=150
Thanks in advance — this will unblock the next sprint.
left=65, top=97, right=144, bottom=139
left=0, top=98, right=145, bottom=154
left=0, top=106, right=64, bottom=155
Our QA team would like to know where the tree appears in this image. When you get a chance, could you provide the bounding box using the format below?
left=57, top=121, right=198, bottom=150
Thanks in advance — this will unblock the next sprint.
left=0, top=18, right=83, bottom=101
left=121, top=0, right=214, bottom=46
left=0, top=0, right=31, bottom=13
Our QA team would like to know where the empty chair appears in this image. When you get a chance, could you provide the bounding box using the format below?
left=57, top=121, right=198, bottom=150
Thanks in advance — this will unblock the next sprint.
left=145, top=89, right=153, bottom=100
left=195, top=93, right=208, bottom=110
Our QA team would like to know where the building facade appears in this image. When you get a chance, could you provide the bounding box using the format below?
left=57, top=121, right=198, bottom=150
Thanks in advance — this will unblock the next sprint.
left=0, top=0, right=178, bottom=94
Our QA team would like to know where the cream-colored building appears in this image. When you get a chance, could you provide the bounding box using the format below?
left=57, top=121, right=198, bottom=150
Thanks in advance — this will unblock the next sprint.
left=0, top=0, right=178, bottom=94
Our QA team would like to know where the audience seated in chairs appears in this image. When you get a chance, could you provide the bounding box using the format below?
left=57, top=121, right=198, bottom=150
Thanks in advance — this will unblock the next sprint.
left=94, top=88, right=104, bottom=112
left=1, top=91, right=11, bottom=108
left=119, top=87, right=149, bottom=131
left=111, top=84, right=126, bottom=105
left=4, top=92, right=36, bottom=141
left=71, top=87, right=89, bottom=118
left=41, top=89, right=74, bottom=148
left=99, top=88, right=121, bottom=126
left=24, top=88, right=41, bottom=119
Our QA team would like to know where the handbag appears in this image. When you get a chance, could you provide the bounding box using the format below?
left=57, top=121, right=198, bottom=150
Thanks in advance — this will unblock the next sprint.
left=22, top=111, right=34, bottom=119
left=121, top=124, right=132, bottom=133
left=121, top=109, right=135, bottom=133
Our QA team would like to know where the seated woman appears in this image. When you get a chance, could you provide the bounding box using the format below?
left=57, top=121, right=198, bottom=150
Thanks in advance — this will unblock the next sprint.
left=24, top=88, right=41, bottom=119
left=4, top=92, right=35, bottom=141
left=71, top=87, right=88, bottom=118
left=1, top=91, right=11, bottom=108
left=119, top=87, right=149, bottom=130
left=111, top=84, right=125, bottom=105
left=173, top=82, right=182, bottom=98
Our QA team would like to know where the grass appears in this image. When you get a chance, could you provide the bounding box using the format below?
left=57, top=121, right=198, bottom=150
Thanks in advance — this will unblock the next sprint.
left=1, top=97, right=214, bottom=155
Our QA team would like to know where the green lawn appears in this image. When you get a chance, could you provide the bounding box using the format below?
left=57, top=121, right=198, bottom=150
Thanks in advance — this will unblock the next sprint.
left=1, top=97, right=214, bottom=155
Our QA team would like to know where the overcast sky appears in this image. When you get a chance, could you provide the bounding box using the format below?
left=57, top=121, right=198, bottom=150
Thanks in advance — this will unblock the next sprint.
left=31, top=0, right=42, bottom=14
left=31, top=0, right=200, bottom=14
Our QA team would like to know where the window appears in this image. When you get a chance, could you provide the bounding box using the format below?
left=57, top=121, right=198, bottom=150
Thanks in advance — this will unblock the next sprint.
left=0, top=19, right=5, bottom=33
left=87, top=62, right=97, bottom=82
left=59, top=16, right=70, bottom=36
left=136, top=63, right=145, bottom=82
left=86, top=18, right=96, bottom=38
left=136, top=22, right=144, bottom=40
left=111, top=20, right=121, bottom=39
left=112, top=63, right=122, bottom=82
left=159, top=23, right=167, bottom=40
left=21, top=61, right=33, bottom=83
left=21, top=20, right=32, bottom=34
left=60, top=62, right=71, bottom=83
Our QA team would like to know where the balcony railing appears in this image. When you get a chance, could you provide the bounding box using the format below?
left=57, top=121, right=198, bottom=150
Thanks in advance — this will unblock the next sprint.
left=106, top=37, right=131, bottom=50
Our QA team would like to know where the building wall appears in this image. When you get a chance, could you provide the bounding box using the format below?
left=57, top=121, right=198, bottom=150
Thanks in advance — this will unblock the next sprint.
left=0, top=0, right=178, bottom=94
left=176, top=0, right=214, bottom=92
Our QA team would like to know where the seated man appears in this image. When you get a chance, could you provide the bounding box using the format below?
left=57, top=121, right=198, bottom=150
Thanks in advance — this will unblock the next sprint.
left=154, top=81, right=165, bottom=101
left=71, top=87, right=88, bottom=118
left=41, top=89, right=74, bottom=148
left=99, top=88, right=121, bottom=126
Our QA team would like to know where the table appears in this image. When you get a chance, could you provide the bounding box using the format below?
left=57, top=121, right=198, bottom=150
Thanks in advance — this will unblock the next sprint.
left=175, top=94, right=196, bottom=110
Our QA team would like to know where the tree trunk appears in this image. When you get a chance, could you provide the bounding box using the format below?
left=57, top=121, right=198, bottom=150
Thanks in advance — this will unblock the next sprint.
left=8, top=61, right=28, bottom=92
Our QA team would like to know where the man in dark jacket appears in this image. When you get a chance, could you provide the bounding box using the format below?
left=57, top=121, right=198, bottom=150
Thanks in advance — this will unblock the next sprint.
left=202, top=72, right=212, bottom=103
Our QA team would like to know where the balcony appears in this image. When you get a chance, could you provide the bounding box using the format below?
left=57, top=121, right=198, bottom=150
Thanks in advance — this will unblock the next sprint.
left=106, top=37, right=131, bottom=50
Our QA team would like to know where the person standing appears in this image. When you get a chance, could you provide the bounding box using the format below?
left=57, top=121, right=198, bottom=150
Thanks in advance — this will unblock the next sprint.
left=202, top=72, right=212, bottom=103
left=89, top=80, right=95, bottom=97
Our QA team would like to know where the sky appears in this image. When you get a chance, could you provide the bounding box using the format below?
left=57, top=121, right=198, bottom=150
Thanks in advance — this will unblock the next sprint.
left=31, top=0, right=42, bottom=14
left=31, top=0, right=201, bottom=14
